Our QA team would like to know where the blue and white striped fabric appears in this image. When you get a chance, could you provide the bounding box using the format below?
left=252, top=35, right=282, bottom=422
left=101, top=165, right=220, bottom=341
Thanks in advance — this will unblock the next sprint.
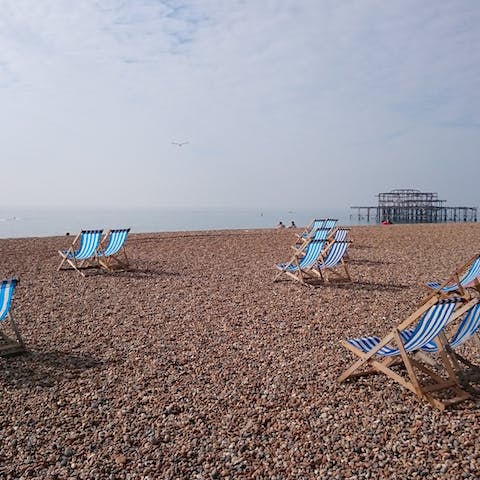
left=0, top=278, right=17, bottom=321
left=301, top=218, right=338, bottom=239
left=301, top=219, right=327, bottom=238
left=333, top=229, right=349, bottom=242
left=318, top=241, right=348, bottom=269
left=323, top=219, right=337, bottom=230
left=420, top=302, right=480, bottom=353
left=426, top=256, right=480, bottom=292
left=311, top=228, right=331, bottom=241
left=97, top=229, right=130, bottom=257
left=347, top=299, right=460, bottom=357
left=278, top=239, right=326, bottom=272
left=63, top=230, right=103, bottom=260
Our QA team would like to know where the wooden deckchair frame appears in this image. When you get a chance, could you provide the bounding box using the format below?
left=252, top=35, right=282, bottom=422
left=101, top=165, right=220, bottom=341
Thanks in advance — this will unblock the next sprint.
left=0, top=279, right=26, bottom=356
left=97, top=229, right=130, bottom=272
left=58, top=230, right=103, bottom=277
left=338, top=298, right=477, bottom=410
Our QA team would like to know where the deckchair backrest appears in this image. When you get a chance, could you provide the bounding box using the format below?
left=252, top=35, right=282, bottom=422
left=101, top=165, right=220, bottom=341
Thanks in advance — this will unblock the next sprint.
left=334, top=229, right=349, bottom=241
left=320, top=241, right=348, bottom=268
left=311, top=227, right=331, bottom=241
left=298, top=240, right=326, bottom=268
left=301, top=219, right=326, bottom=238
left=302, top=218, right=337, bottom=237
left=101, top=229, right=130, bottom=256
left=0, top=279, right=17, bottom=320
left=323, top=219, right=337, bottom=230
left=449, top=301, right=480, bottom=347
left=428, top=255, right=480, bottom=293
left=448, top=256, right=480, bottom=291
left=75, top=230, right=103, bottom=259
left=403, top=300, right=459, bottom=351
left=422, top=301, right=480, bottom=352
left=312, top=219, right=326, bottom=230
left=347, top=299, right=460, bottom=356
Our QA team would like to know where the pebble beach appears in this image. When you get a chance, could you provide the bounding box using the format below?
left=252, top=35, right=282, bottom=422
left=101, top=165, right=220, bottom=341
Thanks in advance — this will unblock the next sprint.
left=1, top=223, right=480, bottom=479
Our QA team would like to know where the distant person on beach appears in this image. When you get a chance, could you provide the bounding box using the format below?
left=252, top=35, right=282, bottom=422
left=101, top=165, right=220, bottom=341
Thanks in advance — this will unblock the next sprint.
left=277, top=221, right=285, bottom=229
left=381, top=219, right=392, bottom=225
left=289, top=221, right=296, bottom=228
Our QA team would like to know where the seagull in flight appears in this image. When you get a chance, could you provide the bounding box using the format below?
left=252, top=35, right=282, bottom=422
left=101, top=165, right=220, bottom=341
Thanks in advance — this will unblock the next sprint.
left=172, top=141, right=189, bottom=147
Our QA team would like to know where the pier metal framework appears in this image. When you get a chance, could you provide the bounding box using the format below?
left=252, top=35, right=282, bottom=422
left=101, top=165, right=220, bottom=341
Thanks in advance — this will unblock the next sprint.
left=351, top=189, right=477, bottom=224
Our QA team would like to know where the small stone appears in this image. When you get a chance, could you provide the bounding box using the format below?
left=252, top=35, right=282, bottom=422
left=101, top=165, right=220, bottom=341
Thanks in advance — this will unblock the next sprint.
left=115, top=454, right=127, bottom=465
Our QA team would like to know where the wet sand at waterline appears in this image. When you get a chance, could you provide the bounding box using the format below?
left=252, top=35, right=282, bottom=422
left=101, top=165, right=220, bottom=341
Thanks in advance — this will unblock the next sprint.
left=1, top=223, right=479, bottom=479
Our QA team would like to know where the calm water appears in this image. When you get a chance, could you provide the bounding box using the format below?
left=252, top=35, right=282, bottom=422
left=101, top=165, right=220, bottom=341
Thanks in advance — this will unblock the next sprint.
left=0, top=206, right=369, bottom=239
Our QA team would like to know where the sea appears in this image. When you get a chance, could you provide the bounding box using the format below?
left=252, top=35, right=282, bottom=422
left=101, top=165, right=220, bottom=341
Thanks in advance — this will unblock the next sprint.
left=0, top=206, right=371, bottom=239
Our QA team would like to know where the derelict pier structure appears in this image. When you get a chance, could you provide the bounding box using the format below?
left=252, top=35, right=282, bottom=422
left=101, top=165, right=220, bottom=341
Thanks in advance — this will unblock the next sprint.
left=351, top=189, right=477, bottom=224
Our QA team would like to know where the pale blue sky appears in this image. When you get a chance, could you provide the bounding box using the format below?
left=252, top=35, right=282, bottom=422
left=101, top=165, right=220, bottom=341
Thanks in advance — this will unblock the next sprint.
left=1, top=0, right=479, bottom=209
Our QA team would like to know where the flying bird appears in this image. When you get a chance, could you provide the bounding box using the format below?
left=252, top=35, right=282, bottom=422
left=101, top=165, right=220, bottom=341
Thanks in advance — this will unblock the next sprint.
left=172, top=141, right=189, bottom=147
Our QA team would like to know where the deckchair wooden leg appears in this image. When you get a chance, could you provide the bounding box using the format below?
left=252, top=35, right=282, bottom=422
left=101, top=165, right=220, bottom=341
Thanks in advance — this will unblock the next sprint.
left=58, top=251, right=72, bottom=271
left=65, top=258, right=86, bottom=277
left=58, top=232, right=82, bottom=271
left=273, top=256, right=302, bottom=282
left=273, top=266, right=284, bottom=282
left=59, top=253, right=83, bottom=274
left=394, top=331, right=424, bottom=396
left=473, top=333, right=480, bottom=354
left=58, top=256, right=66, bottom=271
left=437, top=333, right=463, bottom=374
left=8, top=312, right=24, bottom=346
left=396, top=334, right=468, bottom=409
left=103, top=250, right=126, bottom=271
left=0, top=313, right=26, bottom=356
left=342, top=261, right=351, bottom=282
left=410, top=358, right=471, bottom=409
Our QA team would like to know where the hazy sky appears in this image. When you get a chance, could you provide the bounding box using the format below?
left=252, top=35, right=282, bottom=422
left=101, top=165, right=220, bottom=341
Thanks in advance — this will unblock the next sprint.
left=1, top=0, right=479, bottom=209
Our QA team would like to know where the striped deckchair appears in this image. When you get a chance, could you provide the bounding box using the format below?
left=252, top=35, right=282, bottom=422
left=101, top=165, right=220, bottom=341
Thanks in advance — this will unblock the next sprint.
left=311, top=240, right=350, bottom=283
left=274, top=238, right=327, bottom=284
left=422, top=254, right=480, bottom=302
left=96, top=228, right=130, bottom=271
left=0, top=278, right=25, bottom=356
left=58, top=229, right=103, bottom=276
left=338, top=297, right=474, bottom=410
